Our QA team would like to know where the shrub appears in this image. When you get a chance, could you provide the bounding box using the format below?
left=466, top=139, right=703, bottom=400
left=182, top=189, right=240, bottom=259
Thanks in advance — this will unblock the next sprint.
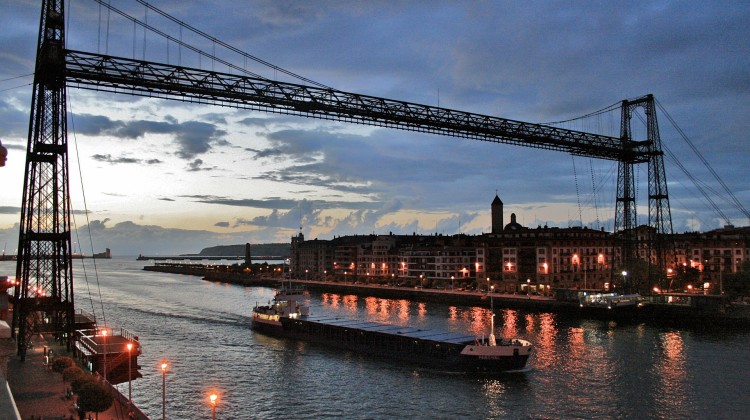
left=62, top=365, right=86, bottom=383
left=52, top=356, right=74, bottom=373
left=71, top=373, right=97, bottom=394
left=77, top=380, right=114, bottom=416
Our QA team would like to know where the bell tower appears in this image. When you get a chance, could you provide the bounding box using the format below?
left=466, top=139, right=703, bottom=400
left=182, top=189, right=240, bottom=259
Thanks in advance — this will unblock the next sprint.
left=491, top=194, right=503, bottom=234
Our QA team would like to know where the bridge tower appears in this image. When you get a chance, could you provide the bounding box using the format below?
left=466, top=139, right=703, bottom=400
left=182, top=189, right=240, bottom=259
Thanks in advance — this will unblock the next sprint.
left=12, top=0, right=75, bottom=359
left=615, top=94, right=675, bottom=292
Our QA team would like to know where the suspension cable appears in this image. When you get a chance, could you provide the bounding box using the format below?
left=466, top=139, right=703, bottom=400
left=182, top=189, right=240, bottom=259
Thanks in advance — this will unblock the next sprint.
left=572, top=156, right=583, bottom=226
left=68, top=101, right=107, bottom=327
left=589, top=158, right=601, bottom=230
left=134, top=0, right=333, bottom=89
left=542, top=101, right=622, bottom=126
left=92, top=0, right=267, bottom=80
left=656, top=99, right=748, bottom=222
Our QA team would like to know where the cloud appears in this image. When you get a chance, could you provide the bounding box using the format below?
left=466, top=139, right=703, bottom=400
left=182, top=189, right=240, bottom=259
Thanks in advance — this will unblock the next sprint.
left=0, top=206, right=21, bottom=214
left=91, top=154, right=163, bottom=165
left=73, top=114, right=228, bottom=160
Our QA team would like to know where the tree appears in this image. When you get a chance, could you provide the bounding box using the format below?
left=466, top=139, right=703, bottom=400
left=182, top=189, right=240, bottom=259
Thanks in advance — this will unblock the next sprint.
left=62, top=365, right=86, bottom=383
left=722, top=261, right=750, bottom=297
left=52, top=355, right=75, bottom=373
left=77, top=380, right=114, bottom=419
left=71, top=373, right=96, bottom=394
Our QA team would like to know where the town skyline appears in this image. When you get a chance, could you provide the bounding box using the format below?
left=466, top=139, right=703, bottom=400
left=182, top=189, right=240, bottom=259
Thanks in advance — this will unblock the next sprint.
left=1, top=1, right=748, bottom=256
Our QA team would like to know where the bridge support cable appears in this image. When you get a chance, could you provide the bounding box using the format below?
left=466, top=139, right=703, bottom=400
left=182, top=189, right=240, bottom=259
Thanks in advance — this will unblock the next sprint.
left=13, top=0, right=75, bottom=360
left=656, top=99, right=749, bottom=225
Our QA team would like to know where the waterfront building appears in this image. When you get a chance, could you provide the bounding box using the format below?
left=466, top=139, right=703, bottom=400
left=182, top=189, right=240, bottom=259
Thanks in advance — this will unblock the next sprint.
left=289, top=194, right=749, bottom=294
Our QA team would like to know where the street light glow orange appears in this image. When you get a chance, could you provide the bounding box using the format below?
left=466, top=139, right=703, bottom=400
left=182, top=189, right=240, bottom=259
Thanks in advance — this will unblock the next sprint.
left=210, top=393, right=218, bottom=405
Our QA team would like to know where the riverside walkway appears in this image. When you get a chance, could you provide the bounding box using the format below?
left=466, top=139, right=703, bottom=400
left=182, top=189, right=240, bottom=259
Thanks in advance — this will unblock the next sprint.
left=5, top=333, right=146, bottom=420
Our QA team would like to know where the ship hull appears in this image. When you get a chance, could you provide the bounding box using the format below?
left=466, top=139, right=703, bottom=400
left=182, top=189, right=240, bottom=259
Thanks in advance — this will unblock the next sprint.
left=252, top=314, right=530, bottom=373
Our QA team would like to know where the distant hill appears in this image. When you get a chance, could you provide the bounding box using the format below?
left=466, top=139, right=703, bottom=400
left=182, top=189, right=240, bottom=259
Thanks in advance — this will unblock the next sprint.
left=198, top=243, right=290, bottom=257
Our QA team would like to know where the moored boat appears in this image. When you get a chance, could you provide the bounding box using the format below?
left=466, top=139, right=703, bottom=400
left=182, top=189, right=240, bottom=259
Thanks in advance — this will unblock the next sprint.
left=252, top=289, right=532, bottom=373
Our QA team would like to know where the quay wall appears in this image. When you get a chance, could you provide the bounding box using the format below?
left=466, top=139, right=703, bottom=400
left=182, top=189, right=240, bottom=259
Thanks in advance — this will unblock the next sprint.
left=143, top=264, right=750, bottom=327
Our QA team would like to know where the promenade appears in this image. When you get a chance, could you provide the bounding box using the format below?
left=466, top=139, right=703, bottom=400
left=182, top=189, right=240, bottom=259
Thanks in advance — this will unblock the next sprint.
left=5, top=334, right=142, bottom=420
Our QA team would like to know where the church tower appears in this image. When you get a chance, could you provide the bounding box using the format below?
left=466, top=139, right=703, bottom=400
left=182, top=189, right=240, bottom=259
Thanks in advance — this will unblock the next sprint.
left=491, top=194, right=503, bottom=234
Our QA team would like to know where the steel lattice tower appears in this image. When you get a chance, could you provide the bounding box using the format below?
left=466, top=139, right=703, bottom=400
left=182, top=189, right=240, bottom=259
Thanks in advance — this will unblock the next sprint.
left=12, top=0, right=75, bottom=360
left=615, top=94, right=675, bottom=292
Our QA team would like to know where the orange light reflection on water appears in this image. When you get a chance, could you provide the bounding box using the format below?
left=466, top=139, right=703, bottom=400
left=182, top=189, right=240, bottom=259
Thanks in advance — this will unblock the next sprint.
left=531, top=313, right=558, bottom=369
left=654, top=331, right=689, bottom=416
left=342, top=295, right=358, bottom=315
left=501, top=309, right=519, bottom=338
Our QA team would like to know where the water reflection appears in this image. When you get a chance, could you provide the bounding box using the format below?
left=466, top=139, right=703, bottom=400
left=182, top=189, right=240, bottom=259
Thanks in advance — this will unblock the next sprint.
left=654, top=330, right=691, bottom=418
left=500, top=309, right=519, bottom=338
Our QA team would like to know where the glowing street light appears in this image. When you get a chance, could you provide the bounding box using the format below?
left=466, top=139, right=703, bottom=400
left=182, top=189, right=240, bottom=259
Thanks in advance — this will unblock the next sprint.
left=100, top=328, right=108, bottom=382
left=126, top=343, right=133, bottom=405
left=161, top=362, right=168, bottom=420
left=209, top=393, right=218, bottom=420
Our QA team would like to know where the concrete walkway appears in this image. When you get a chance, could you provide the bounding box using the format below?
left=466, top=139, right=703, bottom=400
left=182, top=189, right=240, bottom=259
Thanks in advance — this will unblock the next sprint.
left=6, top=334, right=137, bottom=420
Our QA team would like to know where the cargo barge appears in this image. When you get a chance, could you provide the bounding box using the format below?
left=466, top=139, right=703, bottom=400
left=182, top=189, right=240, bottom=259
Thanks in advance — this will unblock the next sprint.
left=252, top=289, right=532, bottom=373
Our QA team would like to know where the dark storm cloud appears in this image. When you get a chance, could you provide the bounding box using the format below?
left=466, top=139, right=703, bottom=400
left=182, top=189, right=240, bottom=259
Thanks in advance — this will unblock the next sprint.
left=0, top=206, right=21, bottom=215
left=74, top=114, right=228, bottom=160
left=0, top=95, right=32, bottom=138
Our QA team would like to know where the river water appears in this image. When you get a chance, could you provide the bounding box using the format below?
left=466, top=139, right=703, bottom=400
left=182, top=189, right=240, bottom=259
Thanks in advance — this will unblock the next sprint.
left=2, top=258, right=748, bottom=419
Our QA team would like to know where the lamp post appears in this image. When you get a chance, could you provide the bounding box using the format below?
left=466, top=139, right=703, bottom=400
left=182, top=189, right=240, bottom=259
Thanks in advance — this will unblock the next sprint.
left=126, top=343, right=133, bottom=405
left=209, top=393, right=218, bottom=420
left=101, top=328, right=108, bottom=382
left=161, top=362, right=168, bottom=420
left=486, top=277, right=490, bottom=296
left=451, top=275, right=455, bottom=291
left=621, top=271, right=627, bottom=292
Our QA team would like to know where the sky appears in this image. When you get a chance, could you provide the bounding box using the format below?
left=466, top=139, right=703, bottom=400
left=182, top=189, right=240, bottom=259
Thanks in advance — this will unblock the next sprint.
left=0, top=0, right=748, bottom=256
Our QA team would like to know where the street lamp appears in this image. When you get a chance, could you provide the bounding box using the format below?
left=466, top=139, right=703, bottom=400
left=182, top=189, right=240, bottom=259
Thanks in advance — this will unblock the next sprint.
left=126, top=343, right=133, bottom=406
left=451, top=275, right=455, bottom=291
left=486, top=277, right=490, bottom=296
left=101, top=328, right=108, bottom=382
left=209, top=393, right=218, bottom=420
left=621, top=271, right=627, bottom=291
left=161, top=362, right=168, bottom=420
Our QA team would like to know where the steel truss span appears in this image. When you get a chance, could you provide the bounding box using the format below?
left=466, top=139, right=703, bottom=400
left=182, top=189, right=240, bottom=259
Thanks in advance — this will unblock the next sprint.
left=64, top=50, right=651, bottom=164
